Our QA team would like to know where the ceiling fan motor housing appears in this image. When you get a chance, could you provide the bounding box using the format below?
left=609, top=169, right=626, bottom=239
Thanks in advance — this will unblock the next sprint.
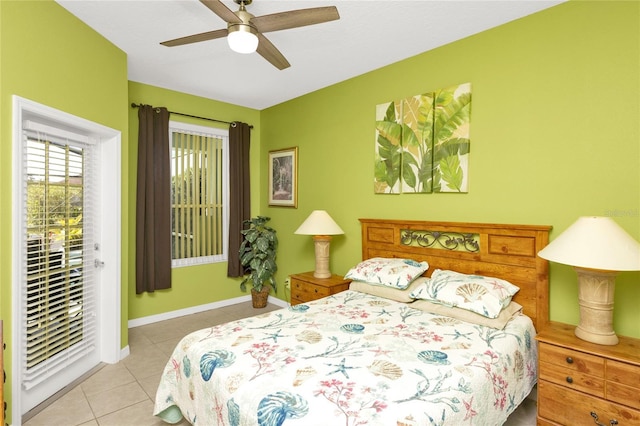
left=228, top=7, right=256, bottom=32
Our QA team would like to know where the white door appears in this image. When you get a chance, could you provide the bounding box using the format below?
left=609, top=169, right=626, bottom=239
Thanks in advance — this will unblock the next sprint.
left=12, top=96, right=121, bottom=421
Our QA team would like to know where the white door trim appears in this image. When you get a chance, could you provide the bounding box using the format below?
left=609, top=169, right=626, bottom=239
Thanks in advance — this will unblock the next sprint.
left=11, top=96, right=122, bottom=423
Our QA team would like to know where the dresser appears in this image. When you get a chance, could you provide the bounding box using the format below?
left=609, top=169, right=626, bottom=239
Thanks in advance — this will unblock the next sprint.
left=536, top=322, right=640, bottom=425
left=289, top=272, right=350, bottom=305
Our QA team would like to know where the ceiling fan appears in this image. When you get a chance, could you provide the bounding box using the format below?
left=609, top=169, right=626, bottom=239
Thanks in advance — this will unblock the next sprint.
left=160, top=0, right=340, bottom=70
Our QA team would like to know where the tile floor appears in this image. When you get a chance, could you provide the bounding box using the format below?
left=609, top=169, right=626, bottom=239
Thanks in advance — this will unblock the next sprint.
left=23, top=301, right=537, bottom=426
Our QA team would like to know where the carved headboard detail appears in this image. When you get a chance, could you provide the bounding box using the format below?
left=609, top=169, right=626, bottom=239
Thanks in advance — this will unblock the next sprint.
left=360, top=219, right=552, bottom=331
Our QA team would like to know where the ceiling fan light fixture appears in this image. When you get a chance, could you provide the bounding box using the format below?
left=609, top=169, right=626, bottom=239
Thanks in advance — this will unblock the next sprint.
left=160, top=0, right=339, bottom=70
left=227, top=24, right=258, bottom=54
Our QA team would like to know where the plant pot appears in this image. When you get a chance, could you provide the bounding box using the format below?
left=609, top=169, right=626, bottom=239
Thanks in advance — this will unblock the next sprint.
left=251, top=285, right=270, bottom=308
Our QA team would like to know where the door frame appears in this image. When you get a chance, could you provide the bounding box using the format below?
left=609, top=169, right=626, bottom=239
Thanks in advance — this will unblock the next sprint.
left=11, top=96, right=122, bottom=422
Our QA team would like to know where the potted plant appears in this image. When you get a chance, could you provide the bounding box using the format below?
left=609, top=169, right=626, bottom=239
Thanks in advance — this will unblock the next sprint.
left=239, top=216, right=278, bottom=308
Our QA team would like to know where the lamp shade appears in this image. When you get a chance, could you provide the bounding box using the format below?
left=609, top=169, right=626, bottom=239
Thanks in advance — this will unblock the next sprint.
left=227, top=24, right=258, bottom=54
left=295, top=210, right=344, bottom=236
left=538, top=216, right=640, bottom=271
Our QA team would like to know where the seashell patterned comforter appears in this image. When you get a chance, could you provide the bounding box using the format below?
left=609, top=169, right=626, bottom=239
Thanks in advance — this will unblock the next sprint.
left=154, top=290, right=537, bottom=425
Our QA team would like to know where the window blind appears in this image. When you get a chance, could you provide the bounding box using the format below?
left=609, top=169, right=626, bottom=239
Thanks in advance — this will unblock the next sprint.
left=21, top=127, right=98, bottom=390
left=170, top=122, right=229, bottom=267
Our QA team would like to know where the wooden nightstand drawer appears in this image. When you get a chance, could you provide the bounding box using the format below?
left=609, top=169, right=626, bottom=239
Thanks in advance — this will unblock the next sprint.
left=538, top=380, right=640, bottom=425
left=291, top=281, right=331, bottom=300
left=608, top=381, right=640, bottom=410
left=289, top=272, right=350, bottom=305
left=608, top=360, right=640, bottom=389
left=539, top=343, right=604, bottom=376
left=606, top=359, right=640, bottom=409
left=536, top=322, right=640, bottom=426
left=539, top=360, right=604, bottom=398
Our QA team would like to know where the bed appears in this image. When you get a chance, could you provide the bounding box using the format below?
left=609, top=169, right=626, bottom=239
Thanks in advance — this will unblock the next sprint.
left=154, top=219, right=551, bottom=425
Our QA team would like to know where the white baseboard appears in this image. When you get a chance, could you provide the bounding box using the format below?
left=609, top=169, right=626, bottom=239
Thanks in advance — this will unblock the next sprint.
left=127, top=295, right=288, bottom=329
left=119, top=345, right=130, bottom=361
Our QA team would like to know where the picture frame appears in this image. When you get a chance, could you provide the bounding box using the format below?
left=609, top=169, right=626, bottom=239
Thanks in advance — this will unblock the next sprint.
left=268, top=147, right=298, bottom=208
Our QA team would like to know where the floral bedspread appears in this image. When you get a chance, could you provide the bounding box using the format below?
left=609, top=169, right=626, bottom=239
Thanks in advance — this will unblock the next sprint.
left=154, top=290, right=537, bottom=426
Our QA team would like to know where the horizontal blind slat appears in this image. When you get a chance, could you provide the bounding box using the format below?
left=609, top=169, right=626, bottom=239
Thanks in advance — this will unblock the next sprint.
left=21, top=127, right=98, bottom=390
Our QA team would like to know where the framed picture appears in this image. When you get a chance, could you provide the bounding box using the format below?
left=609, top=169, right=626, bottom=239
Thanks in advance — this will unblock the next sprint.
left=268, top=147, right=298, bottom=208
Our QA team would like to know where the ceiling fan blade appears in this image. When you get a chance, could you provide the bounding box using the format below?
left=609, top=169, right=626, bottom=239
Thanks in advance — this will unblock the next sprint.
left=252, top=6, right=339, bottom=33
left=161, top=29, right=228, bottom=47
left=256, top=33, right=290, bottom=70
left=200, top=0, right=242, bottom=24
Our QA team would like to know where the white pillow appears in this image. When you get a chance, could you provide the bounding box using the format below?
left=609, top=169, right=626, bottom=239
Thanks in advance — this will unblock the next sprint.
left=409, top=269, right=519, bottom=318
left=349, top=277, right=428, bottom=302
left=411, top=300, right=523, bottom=330
left=344, top=257, right=429, bottom=289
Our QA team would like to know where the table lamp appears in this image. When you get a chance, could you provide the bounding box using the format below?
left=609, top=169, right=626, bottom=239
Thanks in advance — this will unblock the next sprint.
left=295, top=210, right=344, bottom=278
left=537, top=216, right=640, bottom=345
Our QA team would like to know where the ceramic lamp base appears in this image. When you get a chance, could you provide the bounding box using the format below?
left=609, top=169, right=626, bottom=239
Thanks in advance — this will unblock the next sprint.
left=573, top=267, right=619, bottom=345
left=313, top=235, right=332, bottom=279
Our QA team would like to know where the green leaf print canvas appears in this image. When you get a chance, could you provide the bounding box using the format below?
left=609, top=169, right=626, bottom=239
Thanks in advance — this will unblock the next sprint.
left=374, top=82, right=471, bottom=194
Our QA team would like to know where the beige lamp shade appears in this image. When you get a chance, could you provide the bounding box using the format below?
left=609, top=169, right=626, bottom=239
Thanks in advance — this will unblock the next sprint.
left=538, top=216, right=640, bottom=345
left=294, top=210, right=344, bottom=236
left=295, top=211, right=344, bottom=279
left=538, top=216, right=640, bottom=271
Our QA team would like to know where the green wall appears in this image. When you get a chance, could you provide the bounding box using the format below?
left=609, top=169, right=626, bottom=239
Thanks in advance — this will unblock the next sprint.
left=0, top=3, right=262, bottom=420
left=0, top=1, right=128, bottom=422
left=127, top=82, right=261, bottom=320
left=1, top=0, right=638, bottom=423
left=261, top=1, right=640, bottom=339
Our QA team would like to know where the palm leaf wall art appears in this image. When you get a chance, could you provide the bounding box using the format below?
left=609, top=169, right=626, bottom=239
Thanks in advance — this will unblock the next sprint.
left=374, top=82, right=471, bottom=194
left=401, top=93, right=435, bottom=193
left=374, top=100, right=402, bottom=193
left=433, top=83, right=471, bottom=192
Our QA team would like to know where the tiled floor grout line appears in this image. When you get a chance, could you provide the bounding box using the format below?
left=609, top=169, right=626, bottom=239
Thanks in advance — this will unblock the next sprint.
left=78, top=385, right=97, bottom=426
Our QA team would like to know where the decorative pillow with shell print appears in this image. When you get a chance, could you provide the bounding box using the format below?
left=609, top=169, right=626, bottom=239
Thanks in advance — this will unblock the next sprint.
left=344, top=257, right=429, bottom=289
left=409, top=269, right=519, bottom=318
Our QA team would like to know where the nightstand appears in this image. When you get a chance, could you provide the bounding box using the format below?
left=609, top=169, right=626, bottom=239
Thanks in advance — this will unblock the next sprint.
left=536, top=322, right=640, bottom=425
left=289, top=272, right=350, bottom=305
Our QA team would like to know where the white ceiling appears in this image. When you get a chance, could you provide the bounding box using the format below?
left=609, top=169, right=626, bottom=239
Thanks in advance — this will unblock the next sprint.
left=57, top=0, right=564, bottom=110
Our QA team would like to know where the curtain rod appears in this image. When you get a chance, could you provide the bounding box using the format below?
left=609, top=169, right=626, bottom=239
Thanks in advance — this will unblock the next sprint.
left=130, top=103, right=253, bottom=129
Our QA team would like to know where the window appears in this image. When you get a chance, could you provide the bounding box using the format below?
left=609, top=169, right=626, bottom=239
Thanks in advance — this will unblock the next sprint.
left=170, top=121, right=229, bottom=267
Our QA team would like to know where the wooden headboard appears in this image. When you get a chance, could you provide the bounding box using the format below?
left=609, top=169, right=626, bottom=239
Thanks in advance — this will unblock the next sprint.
left=360, top=219, right=552, bottom=331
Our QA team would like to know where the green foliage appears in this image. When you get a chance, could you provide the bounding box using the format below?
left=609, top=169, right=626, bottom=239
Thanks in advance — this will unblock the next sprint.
left=56, top=214, right=83, bottom=250
left=375, top=84, right=471, bottom=194
left=374, top=102, right=403, bottom=193
left=27, top=180, right=83, bottom=249
left=438, top=152, right=463, bottom=192
left=432, top=91, right=471, bottom=192
left=401, top=95, right=434, bottom=192
left=374, top=132, right=402, bottom=193
left=239, top=216, right=278, bottom=293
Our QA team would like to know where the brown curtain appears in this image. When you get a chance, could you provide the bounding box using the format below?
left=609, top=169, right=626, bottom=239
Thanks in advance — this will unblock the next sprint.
left=227, top=122, right=251, bottom=277
left=136, top=105, right=172, bottom=293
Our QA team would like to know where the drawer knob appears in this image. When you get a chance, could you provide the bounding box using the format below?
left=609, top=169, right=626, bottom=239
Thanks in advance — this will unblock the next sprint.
left=566, top=376, right=573, bottom=384
left=590, top=411, right=618, bottom=426
left=566, top=356, right=574, bottom=364
left=314, top=288, right=318, bottom=293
